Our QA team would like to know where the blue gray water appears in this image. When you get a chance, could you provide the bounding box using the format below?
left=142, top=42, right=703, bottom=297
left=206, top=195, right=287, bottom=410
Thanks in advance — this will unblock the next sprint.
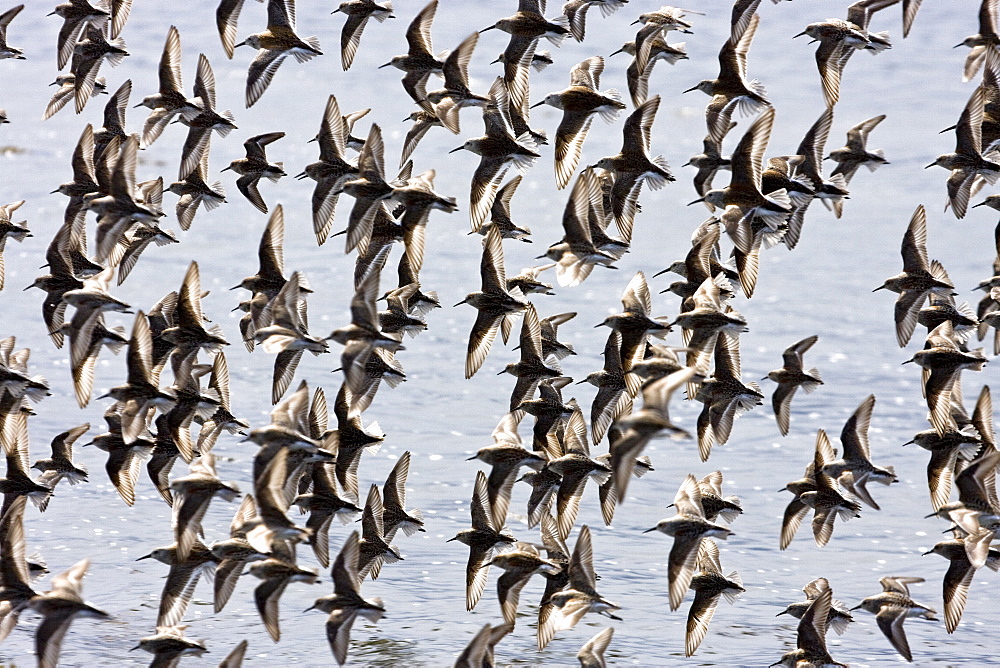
left=0, top=0, right=996, bottom=665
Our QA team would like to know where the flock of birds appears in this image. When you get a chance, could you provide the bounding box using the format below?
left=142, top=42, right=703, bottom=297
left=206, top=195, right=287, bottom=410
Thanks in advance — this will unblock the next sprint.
left=2, top=0, right=1000, bottom=665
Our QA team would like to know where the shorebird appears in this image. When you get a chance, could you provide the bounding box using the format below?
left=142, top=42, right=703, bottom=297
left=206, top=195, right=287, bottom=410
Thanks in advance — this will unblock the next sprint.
left=684, top=12, right=768, bottom=145
left=765, top=335, right=822, bottom=436
left=455, top=622, right=513, bottom=668
left=236, top=0, right=322, bottom=107
left=542, top=168, right=619, bottom=287
left=926, top=85, right=1000, bottom=219
left=308, top=531, right=385, bottom=665
left=339, top=124, right=402, bottom=255
left=500, top=303, right=561, bottom=411
left=693, top=107, right=790, bottom=256
left=70, top=25, right=128, bottom=114
left=852, top=576, right=937, bottom=662
left=537, top=525, right=621, bottom=650
left=874, top=204, right=956, bottom=347
left=905, top=321, right=986, bottom=436
left=469, top=416, right=546, bottom=530
left=611, top=36, right=688, bottom=108
left=486, top=542, right=561, bottom=626
left=545, top=404, right=611, bottom=538
left=779, top=458, right=817, bottom=551
left=672, top=275, right=747, bottom=379
left=771, top=586, right=846, bottom=667
left=43, top=73, right=106, bottom=121
left=380, top=1, right=443, bottom=109
left=223, top=131, right=285, bottom=214
left=821, top=394, right=897, bottom=509
left=955, top=0, right=1000, bottom=82
left=826, top=113, right=888, bottom=216
left=483, top=0, right=569, bottom=112
left=133, top=626, right=207, bottom=665
left=422, top=32, right=489, bottom=135
left=168, top=151, right=227, bottom=231
left=684, top=539, right=743, bottom=656
left=924, top=534, right=1000, bottom=633
left=782, top=106, right=849, bottom=249
left=170, top=452, right=240, bottom=565
left=457, top=226, right=528, bottom=378
left=577, top=626, right=614, bottom=668
left=400, top=109, right=441, bottom=166
left=597, top=271, right=669, bottom=373
left=175, top=54, right=237, bottom=181
left=50, top=0, right=110, bottom=70
left=451, top=79, right=540, bottom=232
left=29, top=558, right=110, bottom=664
left=776, top=577, right=854, bottom=636
left=137, top=26, right=203, bottom=147
left=592, top=96, right=674, bottom=239
left=99, top=311, right=177, bottom=444
left=799, top=429, right=863, bottom=547
left=381, top=450, right=424, bottom=541
left=449, top=470, right=516, bottom=612
left=580, top=331, right=631, bottom=445
left=926, top=447, right=1000, bottom=569
left=609, top=366, right=697, bottom=501
left=535, top=56, right=625, bottom=189
left=794, top=18, right=871, bottom=107
left=135, top=540, right=219, bottom=628
left=645, top=474, right=735, bottom=611
left=253, top=271, right=330, bottom=404
left=32, top=423, right=90, bottom=490
left=334, top=0, right=394, bottom=71
left=0, top=497, right=37, bottom=643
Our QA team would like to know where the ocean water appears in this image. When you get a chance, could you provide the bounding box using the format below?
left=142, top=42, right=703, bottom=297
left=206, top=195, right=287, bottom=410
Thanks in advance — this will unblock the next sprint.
left=0, top=0, right=996, bottom=665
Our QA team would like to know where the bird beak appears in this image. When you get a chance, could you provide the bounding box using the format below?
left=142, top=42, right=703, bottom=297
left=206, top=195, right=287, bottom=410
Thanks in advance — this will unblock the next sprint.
left=687, top=197, right=705, bottom=206
left=901, top=359, right=914, bottom=365
left=792, top=30, right=808, bottom=39
left=221, top=165, right=232, bottom=172
left=973, top=201, right=988, bottom=208
left=642, top=527, right=657, bottom=533
left=378, top=62, right=392, bottom=68
left=775, top=610, right=787, bottom=617
left=490, top=56, right=502, bottom=64
left=234, top=40, right=247, bottom=48
left=530, top=100, right=545, bottom=109
left=480, top=26, right=495, bottom=32
left=136, top=553, right=152, bottom=560
left=682, top=85, right=698, bottom=94
left=954, top=43, right=965, bottom=48
left=901, top=439, right=914, bottom=446
left=449, top=146, right=464, bottom=153
left=466, top=455, right=477, bottom=461
left=871, top=285, right=884, bottom=292
left=922, top=548, right=934, bottom=555
left=924, top=511, right=937, bottom=519
left=849, top=604, right=863, bottom=611
left=924, top=162, right=936, bottom=169
left=132, top=103, right=143, bottom=108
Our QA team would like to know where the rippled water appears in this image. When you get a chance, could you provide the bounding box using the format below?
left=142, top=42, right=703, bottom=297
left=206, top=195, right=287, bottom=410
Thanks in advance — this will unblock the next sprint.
left=0, top=0, right=996, bottom=666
